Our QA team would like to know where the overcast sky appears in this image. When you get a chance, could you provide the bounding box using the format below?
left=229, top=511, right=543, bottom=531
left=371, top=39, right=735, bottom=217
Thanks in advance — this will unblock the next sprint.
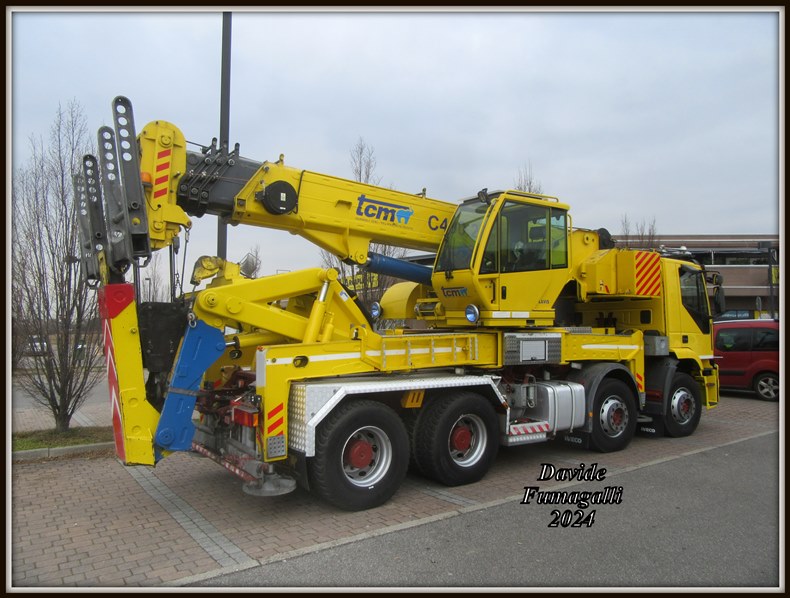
left=9, top=8, right=782, bottom=276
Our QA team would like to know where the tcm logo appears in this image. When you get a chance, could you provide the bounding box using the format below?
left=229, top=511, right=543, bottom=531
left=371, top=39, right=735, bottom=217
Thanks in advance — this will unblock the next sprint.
left=441, top=286, right=468, bottom=297
left=356, top=195, right=413, bottom=224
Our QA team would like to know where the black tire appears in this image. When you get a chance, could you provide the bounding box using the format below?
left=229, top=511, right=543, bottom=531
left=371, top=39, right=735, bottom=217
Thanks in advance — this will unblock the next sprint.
left=753, top=372, right=779, bottom=401
left=590, top=379, right=637, bottom=452
left=413, top=391, right=499, bottom=486
left=663, top=372, right=702, bottom=437
left=308, top=400, right=409, bottom=511
left=401, top=408, right=424, bottom=475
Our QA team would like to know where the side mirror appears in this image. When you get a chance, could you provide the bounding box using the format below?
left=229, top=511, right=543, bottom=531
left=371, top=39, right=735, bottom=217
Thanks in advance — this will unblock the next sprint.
left=712, top=286, right=726, bottom=317
left=239, top=253, right=261, bottom=278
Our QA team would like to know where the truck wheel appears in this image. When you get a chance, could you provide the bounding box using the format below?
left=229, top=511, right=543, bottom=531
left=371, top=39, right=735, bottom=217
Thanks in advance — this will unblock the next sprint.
left=402, top=409, right=424, bottom=475
left=590, top=379, right=637, bottom=452
left=753, top=372, right=779, bottom=401
left=414, top=392, right=499, bottom=486
left=308, top=400, right=408, bottom=511
left=663, top=372, right=702, bottom=437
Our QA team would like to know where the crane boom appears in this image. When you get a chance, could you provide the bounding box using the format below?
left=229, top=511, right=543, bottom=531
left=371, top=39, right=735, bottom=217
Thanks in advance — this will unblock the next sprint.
left=133, top=110, right=456, bottom=268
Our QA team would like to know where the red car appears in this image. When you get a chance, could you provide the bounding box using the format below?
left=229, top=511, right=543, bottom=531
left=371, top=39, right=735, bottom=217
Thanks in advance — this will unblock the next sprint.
left=713, top=319, right=780, bottom=401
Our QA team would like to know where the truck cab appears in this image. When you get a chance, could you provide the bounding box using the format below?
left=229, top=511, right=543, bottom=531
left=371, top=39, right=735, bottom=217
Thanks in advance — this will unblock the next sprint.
left=431, top=191, right=577, bottom=327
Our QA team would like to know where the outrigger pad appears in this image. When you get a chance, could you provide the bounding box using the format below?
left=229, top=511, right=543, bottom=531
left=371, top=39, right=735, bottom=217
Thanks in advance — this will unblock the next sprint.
left=637, top=416, right=666, bottom=438
left=154, top=320, right=226, bottom=452
left=242, top=473, right=298, bottom=497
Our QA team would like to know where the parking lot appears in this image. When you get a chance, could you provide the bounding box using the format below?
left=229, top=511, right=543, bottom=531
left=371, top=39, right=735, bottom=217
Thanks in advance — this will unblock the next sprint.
left=9, top=390, right=781, bottom=588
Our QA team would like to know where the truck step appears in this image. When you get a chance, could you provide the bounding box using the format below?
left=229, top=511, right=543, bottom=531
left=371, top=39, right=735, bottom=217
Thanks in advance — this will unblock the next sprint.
left=503, top=420, right=551, bottom=446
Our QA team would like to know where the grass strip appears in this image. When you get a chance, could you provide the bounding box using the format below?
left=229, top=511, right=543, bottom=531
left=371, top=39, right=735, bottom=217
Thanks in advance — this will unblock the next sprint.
left=12, top=426, right=114, bottom=451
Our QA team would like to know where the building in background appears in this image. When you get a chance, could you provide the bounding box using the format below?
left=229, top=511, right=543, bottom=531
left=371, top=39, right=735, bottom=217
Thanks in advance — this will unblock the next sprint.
left=618, top=234, right=780, bottom=320
left=408, top=233, right=781, bottom=321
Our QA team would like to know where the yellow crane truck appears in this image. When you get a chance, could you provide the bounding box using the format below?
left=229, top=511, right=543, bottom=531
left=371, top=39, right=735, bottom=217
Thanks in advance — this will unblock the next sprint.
left=74, top=97, right=723, bottom=511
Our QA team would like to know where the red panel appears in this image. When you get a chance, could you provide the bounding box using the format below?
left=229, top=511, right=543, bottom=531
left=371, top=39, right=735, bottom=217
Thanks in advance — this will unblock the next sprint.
left=98, top=284, right=135, bottom=320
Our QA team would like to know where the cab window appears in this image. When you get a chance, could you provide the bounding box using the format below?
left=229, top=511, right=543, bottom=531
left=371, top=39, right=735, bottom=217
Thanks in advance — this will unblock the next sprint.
left=480, top=201, right=567, bottom=273
left=436, top=200, right=489, bottom=272
left=680, top=266, right=712, bottom=334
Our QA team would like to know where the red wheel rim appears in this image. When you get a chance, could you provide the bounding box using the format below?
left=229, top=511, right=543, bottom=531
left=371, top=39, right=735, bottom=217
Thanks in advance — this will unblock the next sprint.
left=344, top=437, right=374, bottom=469
left=450, top=425, right=472, bottom=452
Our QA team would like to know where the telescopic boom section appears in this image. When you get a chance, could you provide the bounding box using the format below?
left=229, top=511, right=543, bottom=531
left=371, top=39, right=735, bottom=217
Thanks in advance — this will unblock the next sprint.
left=136, top=115, right=457, bottom=266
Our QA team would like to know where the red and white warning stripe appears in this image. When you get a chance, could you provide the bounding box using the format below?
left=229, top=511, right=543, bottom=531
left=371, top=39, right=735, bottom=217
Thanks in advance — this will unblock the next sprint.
left=103, top=317, right=126, bottom=463
left=510, top=421, right=550, bottom=436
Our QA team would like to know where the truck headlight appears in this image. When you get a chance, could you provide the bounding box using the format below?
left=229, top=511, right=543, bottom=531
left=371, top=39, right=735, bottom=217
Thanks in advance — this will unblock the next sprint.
left=465, top=304, right=480, bottom=323
left=370, top=301, right=382, bottom=320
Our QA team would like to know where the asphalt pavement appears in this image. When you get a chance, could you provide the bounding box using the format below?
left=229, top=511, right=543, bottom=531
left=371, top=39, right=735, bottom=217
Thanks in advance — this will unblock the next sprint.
left=193, top=432, right=780, bottom=588
left=8, top=381, right=784, bottom=590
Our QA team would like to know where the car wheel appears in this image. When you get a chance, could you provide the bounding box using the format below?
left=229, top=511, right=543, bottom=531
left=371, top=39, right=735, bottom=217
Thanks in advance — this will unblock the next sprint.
left=753, top=372, right=779, bottom=401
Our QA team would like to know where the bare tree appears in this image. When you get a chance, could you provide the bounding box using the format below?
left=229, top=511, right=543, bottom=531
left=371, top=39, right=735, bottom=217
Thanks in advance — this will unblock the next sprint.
left=634, top=217, right=658, bottom=249
left=10, top=207, right=29, bottom=370
left=619, top=213, right=632, bottom=246
left=11, top=101, right=104, bottom=432
left=139, top=252, right=171, bottom=302
left=350, top=137, right=382, bottom=186
left=618, top=214, right=658, bottom=249
left=515, top=161, right=543, bottom=194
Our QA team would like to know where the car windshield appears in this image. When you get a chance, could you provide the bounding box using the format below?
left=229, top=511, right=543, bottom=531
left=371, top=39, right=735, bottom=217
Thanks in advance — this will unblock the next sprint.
left=435, top=200, right=490, bottom=273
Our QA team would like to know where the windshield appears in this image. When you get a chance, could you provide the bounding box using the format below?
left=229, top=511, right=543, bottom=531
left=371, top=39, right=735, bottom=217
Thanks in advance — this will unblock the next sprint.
left=435, top=200, right=490, bottom=272
left=680, top=265, right=712, bottom=334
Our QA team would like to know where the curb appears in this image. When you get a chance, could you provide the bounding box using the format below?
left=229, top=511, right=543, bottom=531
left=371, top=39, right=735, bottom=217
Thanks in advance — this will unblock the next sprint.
left=12, top=442, right=116, bottom=462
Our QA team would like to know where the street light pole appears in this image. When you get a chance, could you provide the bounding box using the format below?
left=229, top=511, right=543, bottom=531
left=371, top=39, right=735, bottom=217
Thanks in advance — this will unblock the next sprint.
left=768, top=248, right=776, bottom=319
left=758, top=241, right=776, bottom=319
left=217, top=12, right=232, bottom=260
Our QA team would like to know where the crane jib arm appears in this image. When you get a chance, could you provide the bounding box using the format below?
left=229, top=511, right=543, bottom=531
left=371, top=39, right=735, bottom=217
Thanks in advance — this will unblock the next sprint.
left=133, top=113, right=457, bottom=263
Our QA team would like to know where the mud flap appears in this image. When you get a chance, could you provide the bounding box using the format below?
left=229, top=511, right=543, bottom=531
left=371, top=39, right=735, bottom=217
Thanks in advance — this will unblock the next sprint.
left=637, top=415, right=666, bottom=437
left=559, top=431, right=590, bottom=449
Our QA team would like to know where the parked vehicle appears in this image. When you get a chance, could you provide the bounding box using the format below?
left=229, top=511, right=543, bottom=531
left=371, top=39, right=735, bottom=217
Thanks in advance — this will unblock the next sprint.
left=27, top=335, right=48, bottom=356
left=714, top=309, right=761, bottom=322
left=714, top=319, right=779, bottom=400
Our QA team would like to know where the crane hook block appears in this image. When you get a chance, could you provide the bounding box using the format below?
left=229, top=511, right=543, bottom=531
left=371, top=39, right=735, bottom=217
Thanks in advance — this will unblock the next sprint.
left=255, top=180, right=298, bottom=215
